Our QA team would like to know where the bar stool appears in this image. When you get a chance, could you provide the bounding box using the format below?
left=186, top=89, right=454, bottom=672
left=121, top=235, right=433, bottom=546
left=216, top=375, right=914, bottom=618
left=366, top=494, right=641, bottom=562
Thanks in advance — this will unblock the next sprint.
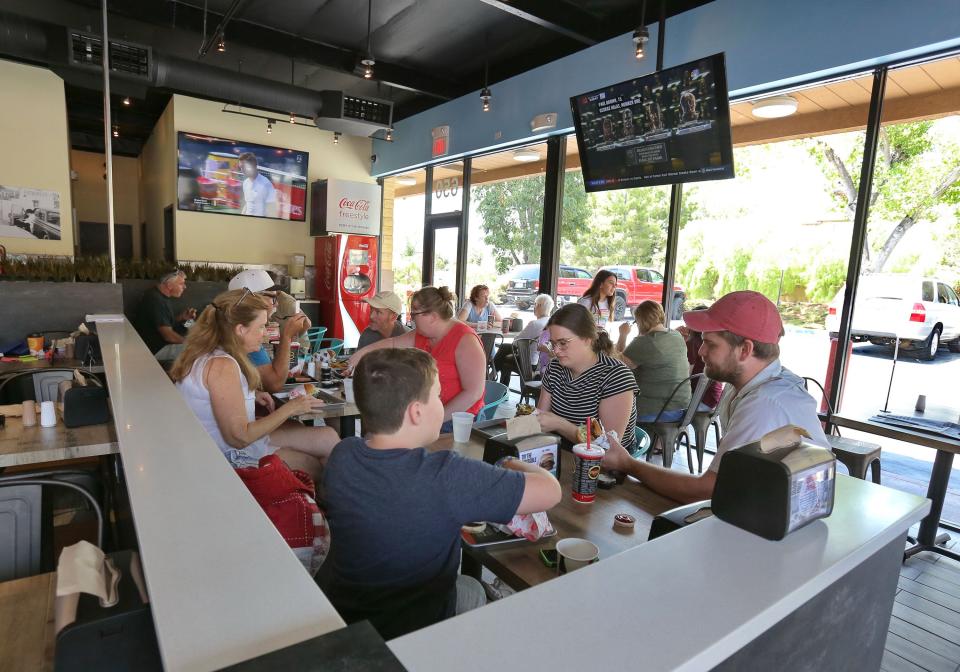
left=827, top=435, right=882, bottom=484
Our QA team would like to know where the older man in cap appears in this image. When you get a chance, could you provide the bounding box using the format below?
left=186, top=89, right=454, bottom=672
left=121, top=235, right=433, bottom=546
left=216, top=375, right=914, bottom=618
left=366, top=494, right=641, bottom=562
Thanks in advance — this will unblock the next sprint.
left=358, top=291, right=408, bottom=349
left=602, top=290, right=829, bottom=504
left=229, top=269, right=310, bottom=393
left=134, top=269, right=196, bottom=360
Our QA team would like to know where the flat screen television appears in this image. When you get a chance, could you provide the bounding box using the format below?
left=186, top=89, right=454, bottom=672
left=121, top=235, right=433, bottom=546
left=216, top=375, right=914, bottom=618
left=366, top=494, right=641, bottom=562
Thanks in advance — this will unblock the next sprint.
left=177, top=132, right=309, bottom=221
left=570, top=52, right=734, bottom=192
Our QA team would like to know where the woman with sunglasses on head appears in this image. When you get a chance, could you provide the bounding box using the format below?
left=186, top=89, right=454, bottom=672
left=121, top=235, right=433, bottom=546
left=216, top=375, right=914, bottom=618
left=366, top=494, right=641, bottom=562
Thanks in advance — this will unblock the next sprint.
left=536, top=303, right=638, bottom=451
left=348, top=286, right=486, bottom=429
left=578, top=269, right=619, bottom=326
left=170, top=289, right=339, bottom=481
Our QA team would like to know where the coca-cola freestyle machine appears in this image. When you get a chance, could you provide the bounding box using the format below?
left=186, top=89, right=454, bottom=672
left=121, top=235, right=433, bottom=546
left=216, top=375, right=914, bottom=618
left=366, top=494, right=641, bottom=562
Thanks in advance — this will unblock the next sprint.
left=311, top=178, right=382, bottom=347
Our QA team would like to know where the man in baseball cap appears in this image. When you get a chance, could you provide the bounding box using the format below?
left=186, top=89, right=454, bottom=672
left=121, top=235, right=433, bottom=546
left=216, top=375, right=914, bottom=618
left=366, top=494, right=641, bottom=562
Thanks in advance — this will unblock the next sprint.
left=358, top=291, right=409, bottom=349
left=602, top=290, right=828, bottom=503
left=229, top=269, right=310, bottom=392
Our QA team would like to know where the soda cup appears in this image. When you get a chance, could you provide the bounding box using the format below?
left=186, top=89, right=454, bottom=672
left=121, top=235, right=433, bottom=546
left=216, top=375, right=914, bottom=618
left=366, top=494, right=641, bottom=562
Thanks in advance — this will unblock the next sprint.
left=571, top=442, right=605, bottom=503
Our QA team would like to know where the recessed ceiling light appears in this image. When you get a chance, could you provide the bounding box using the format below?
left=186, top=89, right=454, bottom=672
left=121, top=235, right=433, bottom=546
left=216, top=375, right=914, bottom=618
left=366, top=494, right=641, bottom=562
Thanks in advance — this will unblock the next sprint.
left=512, top=148, right=541, bottom=162
left=751, top=95, right=799, bottom=119
left=395, top=175, right=417, bottom=186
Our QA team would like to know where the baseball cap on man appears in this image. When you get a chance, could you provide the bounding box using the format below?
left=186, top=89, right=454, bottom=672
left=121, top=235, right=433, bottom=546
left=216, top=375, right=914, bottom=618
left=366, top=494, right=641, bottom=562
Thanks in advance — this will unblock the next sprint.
left=364, top=290, right=404, bottom=316
left=229, top=269, right=280, bottom=293
left=683, top=290, right=784, bottom=344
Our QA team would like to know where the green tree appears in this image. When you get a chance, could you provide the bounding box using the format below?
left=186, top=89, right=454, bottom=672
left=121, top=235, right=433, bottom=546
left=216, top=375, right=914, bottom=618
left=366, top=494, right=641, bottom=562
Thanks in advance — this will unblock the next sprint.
left=474, top=172, right=591, bottom=274
left=811, top=120, right=960, bottom=273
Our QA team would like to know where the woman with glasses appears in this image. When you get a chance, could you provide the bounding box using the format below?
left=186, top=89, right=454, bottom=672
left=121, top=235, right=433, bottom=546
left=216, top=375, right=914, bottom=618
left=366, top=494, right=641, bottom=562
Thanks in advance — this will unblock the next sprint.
left=536, top=303, right=638, bottom=450
left=170, top=289, right=339, bottom=481
left=578, top=270, right=619, bottom=325
left=348, top=286, right=486, bottom=428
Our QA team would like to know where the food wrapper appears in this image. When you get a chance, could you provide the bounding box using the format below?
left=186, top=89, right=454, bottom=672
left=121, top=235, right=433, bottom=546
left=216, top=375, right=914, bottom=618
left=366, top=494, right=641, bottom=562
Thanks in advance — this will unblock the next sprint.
left=493, top=511, right=554, bottom=542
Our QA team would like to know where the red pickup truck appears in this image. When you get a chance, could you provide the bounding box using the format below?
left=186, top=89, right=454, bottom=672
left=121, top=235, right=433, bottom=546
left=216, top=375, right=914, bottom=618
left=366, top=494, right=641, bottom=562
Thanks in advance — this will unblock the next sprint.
left=557, top=265, right=686, bottom=321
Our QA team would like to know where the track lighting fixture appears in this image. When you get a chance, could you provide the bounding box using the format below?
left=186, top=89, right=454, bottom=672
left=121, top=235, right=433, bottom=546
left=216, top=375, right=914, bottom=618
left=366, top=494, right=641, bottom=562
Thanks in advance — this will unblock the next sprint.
left=333, top=131, right=341, bottom=145
left=290, top=112, right=296, bottom=124
left=112, top=125, right=119, bottom=138
left=266, top=119, right=274, bottom=134
left=385, top=127, right=393, bottom=142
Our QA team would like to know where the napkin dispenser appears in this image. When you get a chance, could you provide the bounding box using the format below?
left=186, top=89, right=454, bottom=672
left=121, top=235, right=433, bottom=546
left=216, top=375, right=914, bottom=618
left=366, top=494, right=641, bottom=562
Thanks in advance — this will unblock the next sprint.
left=483, top=433, right=561, bottom=479
left=62, top=384, right=109, bottom=428
left=648, top=500, right=713, bottom=540
left=55, top=549, right=162, bottom=671
left=712, top=425, right=836, bottom=541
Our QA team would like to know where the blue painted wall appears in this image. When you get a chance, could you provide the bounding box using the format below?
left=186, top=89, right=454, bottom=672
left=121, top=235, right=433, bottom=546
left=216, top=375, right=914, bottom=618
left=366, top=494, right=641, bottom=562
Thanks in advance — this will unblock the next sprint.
left=373, top=0, right=960, bottom=176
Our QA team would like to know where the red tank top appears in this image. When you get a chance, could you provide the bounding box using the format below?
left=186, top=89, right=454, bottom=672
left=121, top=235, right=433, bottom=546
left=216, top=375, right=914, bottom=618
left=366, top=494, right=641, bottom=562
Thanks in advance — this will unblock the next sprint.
left=415, top=321, right=484, bottom=415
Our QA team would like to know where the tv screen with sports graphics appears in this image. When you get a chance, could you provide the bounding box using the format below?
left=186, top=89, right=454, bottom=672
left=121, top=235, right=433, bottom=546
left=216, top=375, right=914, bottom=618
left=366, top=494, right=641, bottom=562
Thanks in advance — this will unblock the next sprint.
left=570, top=52, right=734, bottom=192
left=177, top=132, right=309, bottom=221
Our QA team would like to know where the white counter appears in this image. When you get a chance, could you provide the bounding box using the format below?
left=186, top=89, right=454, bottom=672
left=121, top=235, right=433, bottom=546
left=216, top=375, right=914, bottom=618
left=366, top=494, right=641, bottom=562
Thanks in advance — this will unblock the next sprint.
left=389, top=475, right=928, bottom=671
left=97, top=321, right=344, bottom=672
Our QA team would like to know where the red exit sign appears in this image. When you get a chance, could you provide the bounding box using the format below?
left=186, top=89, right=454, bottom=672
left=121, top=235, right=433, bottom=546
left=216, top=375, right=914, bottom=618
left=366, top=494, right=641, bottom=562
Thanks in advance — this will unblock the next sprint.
left=431, top=125, right=450, bottom=158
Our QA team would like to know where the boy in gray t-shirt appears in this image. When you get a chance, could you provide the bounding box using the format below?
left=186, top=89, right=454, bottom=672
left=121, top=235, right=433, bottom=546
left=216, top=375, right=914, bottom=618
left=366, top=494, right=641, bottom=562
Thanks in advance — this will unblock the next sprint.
left=317, top=349, right=560, bottom=639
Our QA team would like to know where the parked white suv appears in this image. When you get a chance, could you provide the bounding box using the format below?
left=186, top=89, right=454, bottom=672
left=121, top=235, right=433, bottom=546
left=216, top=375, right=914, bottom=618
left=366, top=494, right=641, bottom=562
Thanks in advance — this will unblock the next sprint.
left=826, top=274, right=960, bottom=361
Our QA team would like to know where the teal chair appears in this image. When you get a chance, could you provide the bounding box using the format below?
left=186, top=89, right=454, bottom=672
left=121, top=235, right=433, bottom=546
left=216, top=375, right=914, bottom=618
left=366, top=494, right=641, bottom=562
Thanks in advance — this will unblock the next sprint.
left=305, top=327, right=328, bottom=355
left=476, top=380, right=509, bottom=421
left=632, top=426, right=652, bottom=459
left=317, top=338, right=344, bottom=356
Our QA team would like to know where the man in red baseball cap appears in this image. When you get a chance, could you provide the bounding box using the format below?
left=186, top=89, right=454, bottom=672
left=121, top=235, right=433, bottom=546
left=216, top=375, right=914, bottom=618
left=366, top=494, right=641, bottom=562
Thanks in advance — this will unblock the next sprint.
left=603, top=290, right=828, bottom=503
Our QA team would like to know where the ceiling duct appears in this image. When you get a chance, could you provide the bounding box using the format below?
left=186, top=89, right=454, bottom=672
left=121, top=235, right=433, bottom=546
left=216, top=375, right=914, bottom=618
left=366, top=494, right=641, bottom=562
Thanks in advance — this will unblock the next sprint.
left=314, top=91, right=393, bottom=137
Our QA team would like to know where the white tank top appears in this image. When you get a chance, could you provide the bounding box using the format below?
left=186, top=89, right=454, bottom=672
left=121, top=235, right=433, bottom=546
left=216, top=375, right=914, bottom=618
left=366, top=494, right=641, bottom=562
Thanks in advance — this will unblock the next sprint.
left=176, top=348, right=273, bottom=468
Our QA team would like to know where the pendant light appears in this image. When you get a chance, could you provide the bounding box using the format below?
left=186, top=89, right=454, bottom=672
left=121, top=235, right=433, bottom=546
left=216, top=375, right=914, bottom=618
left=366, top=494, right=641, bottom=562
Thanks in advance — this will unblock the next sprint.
left=361, top=0, right=375, bottom=79
left=632, top=0, right=649, bottom=60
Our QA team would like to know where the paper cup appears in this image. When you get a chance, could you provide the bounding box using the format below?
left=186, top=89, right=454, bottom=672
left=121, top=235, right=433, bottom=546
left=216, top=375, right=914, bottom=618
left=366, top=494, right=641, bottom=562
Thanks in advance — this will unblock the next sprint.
left=343, top=378, right=355, bottom=403
left=556, top=538, right=599, bottom=575
left=21, top=400, right=37, bottom=427
left=451, top=412, right=474, bottom=443
left=40, top=401, right=57, bottom=428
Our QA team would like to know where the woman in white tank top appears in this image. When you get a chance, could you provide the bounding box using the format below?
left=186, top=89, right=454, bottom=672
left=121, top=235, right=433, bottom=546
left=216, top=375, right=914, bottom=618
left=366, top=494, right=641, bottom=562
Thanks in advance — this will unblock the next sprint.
left=170, top=289, right=339, bottom=480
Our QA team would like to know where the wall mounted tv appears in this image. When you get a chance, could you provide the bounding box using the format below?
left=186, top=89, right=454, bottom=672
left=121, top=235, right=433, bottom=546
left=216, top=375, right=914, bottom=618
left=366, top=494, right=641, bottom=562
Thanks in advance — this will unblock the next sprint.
left=570, top=52, right=734, bottom=193
left=177, top=132, right=309, bottom=221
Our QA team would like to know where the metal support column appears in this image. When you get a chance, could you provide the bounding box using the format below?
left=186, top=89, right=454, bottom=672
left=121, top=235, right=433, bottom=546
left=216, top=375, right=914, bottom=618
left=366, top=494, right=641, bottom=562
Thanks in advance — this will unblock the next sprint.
left=655, top=0, right=681, bottom=322
left=421, top=165, right=434, bottom=286
left=101, top=0, right=117, bottom=283
left=539, top=135, right=567, bottom=299
left=827, top=67, right=888, bottom=420
left=456, top=157, right=471, bottom=302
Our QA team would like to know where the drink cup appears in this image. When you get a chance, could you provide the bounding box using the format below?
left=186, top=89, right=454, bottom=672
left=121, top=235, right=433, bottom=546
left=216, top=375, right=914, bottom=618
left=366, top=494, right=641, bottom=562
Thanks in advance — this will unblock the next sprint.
left=451, top=412, right=474, bottom=443
left=40, top=401, right=57, bottom=428
left=501, top=318, right=510, bottom=334
left=916, top=394, right=927, bottom=412
left=571, top=442, right=605, bottom=503
left=27, top=334, right=44, bottom=357
left=22, top=400, right=37, bottom=427
left=343, top=378, right=355, bottom=404
left=487, top=316, right=496, bottom=330
left=556, top=538, right=599, bottom=575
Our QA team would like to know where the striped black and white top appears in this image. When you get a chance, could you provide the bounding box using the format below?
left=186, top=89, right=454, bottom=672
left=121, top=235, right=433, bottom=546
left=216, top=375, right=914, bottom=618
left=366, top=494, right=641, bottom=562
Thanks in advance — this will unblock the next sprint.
left=542, top=353, right=638, bottom=450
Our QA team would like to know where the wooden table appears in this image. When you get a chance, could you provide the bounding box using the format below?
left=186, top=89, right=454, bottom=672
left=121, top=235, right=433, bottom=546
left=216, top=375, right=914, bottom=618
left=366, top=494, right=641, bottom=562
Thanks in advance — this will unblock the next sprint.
left=0, top=571, right=56, bottom=671
left=0, top=416, right=118, bottom=469
left=282, top=386, right=361, bottom=438
left=427, top=434, right=677, bottom=590
left=0, top=359, right=104, bottom=376
left=830, top=403, right=960, bottom=563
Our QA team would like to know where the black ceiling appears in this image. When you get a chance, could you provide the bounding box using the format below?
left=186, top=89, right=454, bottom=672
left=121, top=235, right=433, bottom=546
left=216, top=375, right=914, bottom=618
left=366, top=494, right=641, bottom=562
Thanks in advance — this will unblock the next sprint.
left=3, top=0, right=714, bottom=156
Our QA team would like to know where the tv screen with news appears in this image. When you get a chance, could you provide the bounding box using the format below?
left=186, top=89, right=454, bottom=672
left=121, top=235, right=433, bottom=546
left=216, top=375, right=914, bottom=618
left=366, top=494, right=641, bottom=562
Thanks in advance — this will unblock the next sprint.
left=570, top=52, right=734, bottom=192
left=177, top=132, right=309, bottom=221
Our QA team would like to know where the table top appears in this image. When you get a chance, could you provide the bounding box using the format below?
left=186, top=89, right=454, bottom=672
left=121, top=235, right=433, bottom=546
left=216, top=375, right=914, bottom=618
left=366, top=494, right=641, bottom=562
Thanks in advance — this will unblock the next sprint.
left=831, top=402, right=960, bottom=454
left=0, top=571, right=56, bottom=672
left=0, top=415, right=117, bottom=468
left=426, top=434, right=678, bottom=590
left=280, top=385, right=360, bottom=421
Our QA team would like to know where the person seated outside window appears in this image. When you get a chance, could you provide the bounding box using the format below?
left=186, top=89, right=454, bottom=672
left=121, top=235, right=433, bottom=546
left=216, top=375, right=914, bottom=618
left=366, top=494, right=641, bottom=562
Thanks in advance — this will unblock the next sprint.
left=578, top=270, right=618, bottom=326
left=457, top=284, right=502, bottom=329
left=170, top=289, right=339, bottom=482
left=358, top=290, right=409, bottom=349
left=317, top=348, right=561, bottom=639
left=348, top=286, right=485, bottom=430
left=677, top=305, right=724, bottom=411
left=229, top=269, right=310, bottom=393
left=616, top=301, right=690, bottom=423
left=492, top=293, right=554, bottom=386
left=536, top=303, right=638, bottom=451
left=133, top=269, right=197, bottom=360
left=601, top=291, right=829, bottom=504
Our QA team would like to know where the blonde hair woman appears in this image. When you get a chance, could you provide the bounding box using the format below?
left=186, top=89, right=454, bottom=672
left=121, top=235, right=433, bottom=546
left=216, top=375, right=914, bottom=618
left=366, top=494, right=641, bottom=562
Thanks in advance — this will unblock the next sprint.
left=171, top=289, right=338, bottom=480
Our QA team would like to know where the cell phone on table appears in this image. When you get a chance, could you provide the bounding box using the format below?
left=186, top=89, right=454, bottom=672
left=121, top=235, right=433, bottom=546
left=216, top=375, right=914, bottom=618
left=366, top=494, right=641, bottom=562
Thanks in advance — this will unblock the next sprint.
left=539, top=548, right=558, bottom=568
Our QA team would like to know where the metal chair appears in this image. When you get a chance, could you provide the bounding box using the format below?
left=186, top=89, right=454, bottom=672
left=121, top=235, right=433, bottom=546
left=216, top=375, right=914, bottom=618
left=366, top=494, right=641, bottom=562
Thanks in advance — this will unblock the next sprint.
left=638, top=373, right=710, bottom=472
left=305, top=327, right=328, bottom=355
left=476, top=380, right=510, bottom=421
left=689, top=383, right=733, bottom=465
left=510, top=337, right=542, bottom=404
left=478, top=331, right=503, bottom=381
left=0, top=368, right=76, bottom=404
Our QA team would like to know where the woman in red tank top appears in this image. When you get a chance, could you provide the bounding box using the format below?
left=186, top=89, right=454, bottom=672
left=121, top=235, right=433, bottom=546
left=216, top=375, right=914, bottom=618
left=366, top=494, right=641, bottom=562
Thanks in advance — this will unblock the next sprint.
left=348, top=286, right=486, bottom=422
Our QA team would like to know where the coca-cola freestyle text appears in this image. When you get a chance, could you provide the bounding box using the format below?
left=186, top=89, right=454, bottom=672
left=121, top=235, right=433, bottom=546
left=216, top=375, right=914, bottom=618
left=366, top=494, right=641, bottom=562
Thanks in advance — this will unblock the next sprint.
left=338, top=198, right=370, bottom=219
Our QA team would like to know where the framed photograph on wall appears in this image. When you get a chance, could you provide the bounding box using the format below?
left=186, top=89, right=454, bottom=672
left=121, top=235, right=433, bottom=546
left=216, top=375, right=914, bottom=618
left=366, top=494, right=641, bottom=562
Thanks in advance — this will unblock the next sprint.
left=0, top=185, right=62, bottom=240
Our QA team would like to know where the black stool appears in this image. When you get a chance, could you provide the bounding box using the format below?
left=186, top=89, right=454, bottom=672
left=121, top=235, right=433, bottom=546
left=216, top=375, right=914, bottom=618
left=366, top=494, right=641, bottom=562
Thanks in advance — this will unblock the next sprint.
left=827, top=435, right=881, bottom=484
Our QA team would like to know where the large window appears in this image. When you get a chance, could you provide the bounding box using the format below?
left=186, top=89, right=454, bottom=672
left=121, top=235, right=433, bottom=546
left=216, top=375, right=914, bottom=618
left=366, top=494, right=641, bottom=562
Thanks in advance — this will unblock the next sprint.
left=385, top=170, right=426, bottom=310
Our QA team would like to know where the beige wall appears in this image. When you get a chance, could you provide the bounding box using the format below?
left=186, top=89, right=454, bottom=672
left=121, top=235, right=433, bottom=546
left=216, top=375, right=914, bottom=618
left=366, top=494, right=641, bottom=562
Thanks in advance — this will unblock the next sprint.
left=168, top=95, right=375, bottom=265
left=0, top=59, right=74, bottom=256
left=70, top=150, right=142, bottom=258
left=139, top=99, right=176, bottom=260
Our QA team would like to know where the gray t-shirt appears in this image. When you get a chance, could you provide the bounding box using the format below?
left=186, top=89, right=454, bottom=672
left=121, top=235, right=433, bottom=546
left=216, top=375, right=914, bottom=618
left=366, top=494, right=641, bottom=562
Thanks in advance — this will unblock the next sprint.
left=357, top=321, right=408, bottom=349
left=318, top=436, right=525, bottom=638
left=624, top=329, right=691, bottom=417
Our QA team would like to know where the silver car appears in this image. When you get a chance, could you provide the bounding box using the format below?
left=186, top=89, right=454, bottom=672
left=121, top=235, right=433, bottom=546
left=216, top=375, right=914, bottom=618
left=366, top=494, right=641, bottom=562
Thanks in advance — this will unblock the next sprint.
left=826, top=274, right=960, bottom=361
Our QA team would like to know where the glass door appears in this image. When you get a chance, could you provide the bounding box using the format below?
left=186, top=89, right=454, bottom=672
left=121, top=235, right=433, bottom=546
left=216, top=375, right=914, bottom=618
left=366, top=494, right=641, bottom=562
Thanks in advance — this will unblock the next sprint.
left=423, top=212, right=462, bottom=299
